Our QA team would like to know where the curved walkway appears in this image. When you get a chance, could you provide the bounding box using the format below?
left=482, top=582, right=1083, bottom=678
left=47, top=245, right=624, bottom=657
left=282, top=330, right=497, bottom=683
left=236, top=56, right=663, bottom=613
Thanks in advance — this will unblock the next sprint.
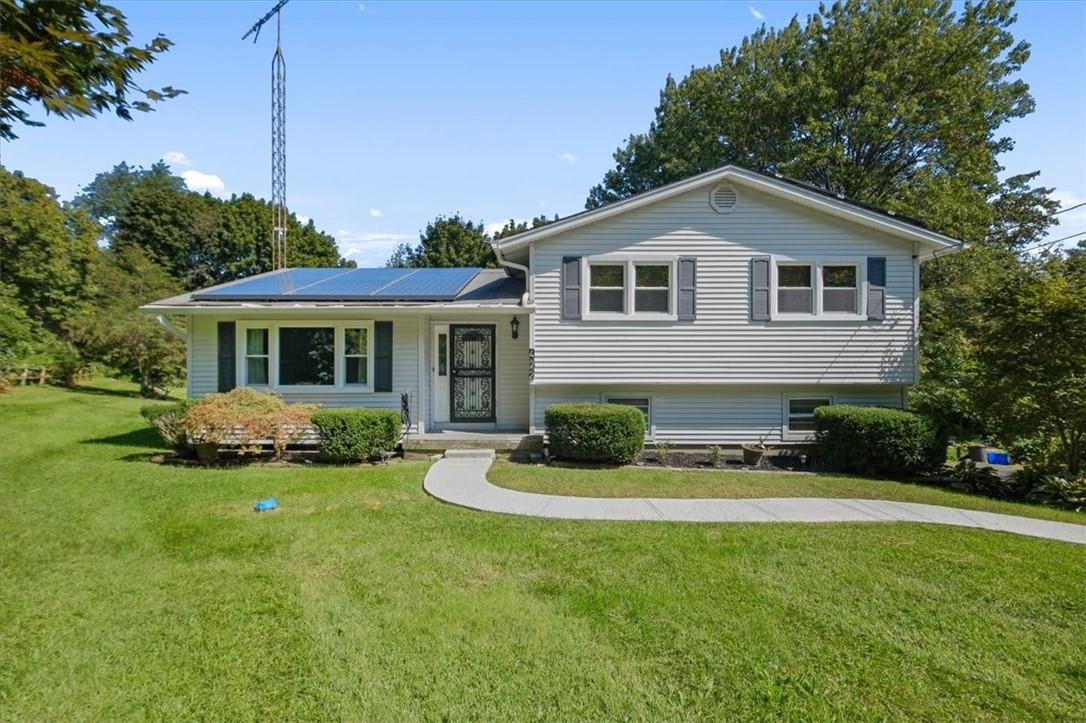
left=423, top=452, right=1086, bottom=546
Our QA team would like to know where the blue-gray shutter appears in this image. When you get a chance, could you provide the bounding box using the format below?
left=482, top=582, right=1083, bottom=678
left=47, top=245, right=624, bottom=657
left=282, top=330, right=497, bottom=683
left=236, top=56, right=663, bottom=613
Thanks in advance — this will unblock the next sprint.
left=867, top=257, right=886, bottom=320
left=374, top=321, right=393, bottom=392
left=217, top=321, right=236, bottom=392
left=677, top=257, right=697, bottom=320
left=561, top=256, right=581, bottom=320
left=750, top=257, right=771, bottom=321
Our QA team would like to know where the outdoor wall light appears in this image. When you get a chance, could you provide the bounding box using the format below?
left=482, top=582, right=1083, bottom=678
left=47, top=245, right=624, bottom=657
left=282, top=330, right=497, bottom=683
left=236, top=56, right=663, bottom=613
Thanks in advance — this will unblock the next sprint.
left=510, top=315, right=520, bottom=339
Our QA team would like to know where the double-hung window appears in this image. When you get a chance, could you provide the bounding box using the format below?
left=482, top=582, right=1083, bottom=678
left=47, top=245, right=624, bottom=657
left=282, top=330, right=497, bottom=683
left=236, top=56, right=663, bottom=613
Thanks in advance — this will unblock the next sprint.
left=822, top=264, right=858, bottom=314
left=588, top=263, right=625, bottom=313
left=344, top=328, right=369, bottom=386
left=245, top=328, right=269, bottom=385
left=634, top=264, right=670, bottom=313
left=777, top=264, right=814, bottom=314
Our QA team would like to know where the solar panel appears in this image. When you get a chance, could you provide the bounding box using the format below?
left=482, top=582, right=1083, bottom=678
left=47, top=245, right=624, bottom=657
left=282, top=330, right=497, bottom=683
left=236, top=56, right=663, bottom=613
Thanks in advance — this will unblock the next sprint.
left=191, top=267, right=482, bottom=301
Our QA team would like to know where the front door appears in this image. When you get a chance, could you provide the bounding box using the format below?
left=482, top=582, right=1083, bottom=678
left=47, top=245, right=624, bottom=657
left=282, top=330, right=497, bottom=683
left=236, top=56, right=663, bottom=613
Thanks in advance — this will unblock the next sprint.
left=449, top=324, right=496, bottom=423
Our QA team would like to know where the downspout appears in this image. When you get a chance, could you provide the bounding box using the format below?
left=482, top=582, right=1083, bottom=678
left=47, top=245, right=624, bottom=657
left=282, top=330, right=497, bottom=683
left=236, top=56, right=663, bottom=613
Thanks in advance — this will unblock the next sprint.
left=492, top=241, right=531, bottom=306
left=156, top=314, right=188, bottom=341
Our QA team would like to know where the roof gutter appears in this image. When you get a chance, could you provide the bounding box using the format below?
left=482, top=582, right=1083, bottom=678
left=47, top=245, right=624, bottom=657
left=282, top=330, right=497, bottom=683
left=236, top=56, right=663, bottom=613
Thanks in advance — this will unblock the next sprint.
left=156, top=314, right=187, bottom=341
left=493, top=242, right=531, bottom=306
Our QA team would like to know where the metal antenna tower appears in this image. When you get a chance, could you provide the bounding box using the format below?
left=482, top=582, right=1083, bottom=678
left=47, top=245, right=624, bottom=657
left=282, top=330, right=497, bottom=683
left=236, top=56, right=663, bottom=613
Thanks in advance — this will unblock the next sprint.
left=243, top=0, right=291, bottom=269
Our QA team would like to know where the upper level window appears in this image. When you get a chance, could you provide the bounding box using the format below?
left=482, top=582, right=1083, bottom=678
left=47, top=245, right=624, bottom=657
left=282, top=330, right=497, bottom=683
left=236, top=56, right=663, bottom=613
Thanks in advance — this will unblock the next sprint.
left=634, top=264, right=670, bottom=313
left=279, top=327, right=335, bottom=386
left=589, top=263, right=625, bottom=313
left=777, top=264, right=814, bottom=314
left=822, top=265, right=858, bottom=314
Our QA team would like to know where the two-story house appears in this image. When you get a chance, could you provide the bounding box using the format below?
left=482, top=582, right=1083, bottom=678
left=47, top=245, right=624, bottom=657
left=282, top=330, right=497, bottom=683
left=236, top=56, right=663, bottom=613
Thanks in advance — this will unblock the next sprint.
left=143, top=165, right=962, bottom=446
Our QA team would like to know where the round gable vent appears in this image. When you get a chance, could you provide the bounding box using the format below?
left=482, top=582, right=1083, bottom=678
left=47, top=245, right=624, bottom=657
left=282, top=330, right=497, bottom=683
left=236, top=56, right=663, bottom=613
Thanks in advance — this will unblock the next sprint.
left=710, top=184, right=738, bottom=214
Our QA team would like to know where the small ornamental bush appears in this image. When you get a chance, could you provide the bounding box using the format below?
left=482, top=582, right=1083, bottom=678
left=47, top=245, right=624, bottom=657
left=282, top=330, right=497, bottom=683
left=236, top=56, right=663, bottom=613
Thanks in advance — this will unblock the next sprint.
left=545, top=403, right=644, bottom=465
left=312, top=408, right=401, bottom=462
left=814, top=405, right=946, bottom=477
left=181, top=388, right=316, bottom=460
left=140, top=400, right=194, bottom=452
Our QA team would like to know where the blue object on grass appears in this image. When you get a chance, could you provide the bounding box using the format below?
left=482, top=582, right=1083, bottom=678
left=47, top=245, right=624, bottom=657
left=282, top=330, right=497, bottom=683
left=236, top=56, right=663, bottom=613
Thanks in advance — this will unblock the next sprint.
left=254, top=497, right=278, bottom=512
left=986, top=451, right=1010, bottom=465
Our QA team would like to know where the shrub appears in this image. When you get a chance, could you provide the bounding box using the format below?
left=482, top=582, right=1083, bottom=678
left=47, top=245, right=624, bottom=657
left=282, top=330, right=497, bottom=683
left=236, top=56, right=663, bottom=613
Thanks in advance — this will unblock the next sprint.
left=181, top=388, right=316, bottom=460
left=952, top=459, right=1020, bottom=499
left=312, top=408, right=401, bottom=462
left=140, top=400, right=194, bottom=452
left=545, top=403, right=644, bottom=465
left=654, top=440, right=672, bottom=466
left=814, top=405, right=947, bottom=478
left=1015, top=468, right=1086, bottom=510
left=709, top=444, right=723, bottom=468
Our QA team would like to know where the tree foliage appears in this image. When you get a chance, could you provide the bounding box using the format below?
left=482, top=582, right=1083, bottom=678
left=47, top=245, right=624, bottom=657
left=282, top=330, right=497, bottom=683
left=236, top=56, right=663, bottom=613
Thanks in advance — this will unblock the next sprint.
left=492, top=214, right=558, bottom=240
left=0, top=166, right=99, bottom=332
left=586, top=0, right=1052, bottom=247
left=970, top=253, right=1086, bottom=476
left=76, top=163, right=350, bottom=290
left=67, top=246, right=185, bottom=397
left=0, top=0, right=184, bottom=140
left=387, top=214, right=496, bottom=268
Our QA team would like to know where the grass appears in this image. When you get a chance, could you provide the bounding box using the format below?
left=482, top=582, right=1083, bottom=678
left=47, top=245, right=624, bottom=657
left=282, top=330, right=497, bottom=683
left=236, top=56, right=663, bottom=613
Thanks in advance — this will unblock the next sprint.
left=1, top=380, right=1084, bottom=721
left=489, top=461, right=1086, bottom=524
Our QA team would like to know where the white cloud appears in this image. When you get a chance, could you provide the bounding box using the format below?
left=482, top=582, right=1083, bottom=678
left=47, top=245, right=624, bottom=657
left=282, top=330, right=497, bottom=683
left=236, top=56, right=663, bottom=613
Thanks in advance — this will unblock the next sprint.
left=180, top=170, right=225, bottom=195
left=296, top=214, right=310, bottom=224
left=749, top=6, right=764, bottom=20
left=369, top=208, right=383, bottom=217
left=558, top=152, right=578, bottom=165
left=335, top=230, right=414, bottom=267
left=163, top=150, right=189, bottom=165
left=484, top=219, right=527, bottom=237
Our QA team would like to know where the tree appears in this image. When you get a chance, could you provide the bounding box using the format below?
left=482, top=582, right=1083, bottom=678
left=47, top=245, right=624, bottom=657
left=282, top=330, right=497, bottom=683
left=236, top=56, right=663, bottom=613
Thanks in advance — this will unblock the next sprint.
left=585, top=0, right=1052, bottom=247
left=0, top=0, right=184, bottom=141
left=0, top=166, right=99, bottom=333
left=387, top=214, right=496, bottom=268
left=492, top=214, right=558, bottom=240
left=72, top=161, right=184, bottom=242
left=970, top=253, right=1086, bottom=476
left=67, top=246, right=185, bottom=397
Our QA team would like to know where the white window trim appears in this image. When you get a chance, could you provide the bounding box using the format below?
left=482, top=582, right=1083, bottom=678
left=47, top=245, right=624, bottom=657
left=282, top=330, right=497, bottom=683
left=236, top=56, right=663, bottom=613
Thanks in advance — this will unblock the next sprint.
left=236, top=320, right=375, bottom=394
left=581, top=254, right=678, bottom=321
left=782, top=394, right=833, bottom=441
left=604, top=394, right=654, bottom=439
left=770, top=257, right=867, bottom=321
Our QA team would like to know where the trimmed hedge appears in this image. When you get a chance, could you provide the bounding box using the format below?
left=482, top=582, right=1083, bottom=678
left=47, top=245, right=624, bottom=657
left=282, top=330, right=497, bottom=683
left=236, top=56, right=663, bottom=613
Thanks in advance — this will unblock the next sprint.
left=312, top=408, right=401, bottom=462
left=814, top=405, right=946, bottom=477
left=545, top=403, right=645, bottom=465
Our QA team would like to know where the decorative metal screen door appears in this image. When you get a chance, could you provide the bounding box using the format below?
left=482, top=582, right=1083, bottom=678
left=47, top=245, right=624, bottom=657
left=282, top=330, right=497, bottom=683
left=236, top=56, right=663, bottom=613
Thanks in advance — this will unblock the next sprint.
left=450, top=324, right=496, bottom=423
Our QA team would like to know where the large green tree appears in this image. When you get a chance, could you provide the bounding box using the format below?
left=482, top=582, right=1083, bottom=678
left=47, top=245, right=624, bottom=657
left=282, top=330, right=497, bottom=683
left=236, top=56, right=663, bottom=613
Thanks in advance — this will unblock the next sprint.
left=67, top=246, right=185, bottom=397
left=387, top=214, right=496, bottom=268
left=72, top=161, right=184, bottom=241
left=0, top=0, right=183, bottom=140
left=586, top=0, right=1052, bottom=247
left=0, top=167, right=98, bottom=332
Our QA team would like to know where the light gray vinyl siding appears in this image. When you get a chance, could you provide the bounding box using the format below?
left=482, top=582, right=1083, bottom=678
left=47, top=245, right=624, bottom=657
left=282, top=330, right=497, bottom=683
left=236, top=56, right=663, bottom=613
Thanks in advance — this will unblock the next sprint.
left=534, top=384, right=904, bottom=444
left=531, top=184, right=917, bottom=384
left=187, top=313, right=422, bottom=432
left=187, top=312, right=531, bottom=433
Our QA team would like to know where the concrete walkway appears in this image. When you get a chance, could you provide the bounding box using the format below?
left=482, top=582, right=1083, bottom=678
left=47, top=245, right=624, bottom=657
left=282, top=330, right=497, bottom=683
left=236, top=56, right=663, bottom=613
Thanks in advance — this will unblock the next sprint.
left=423, top=451, right=1086, bottom=546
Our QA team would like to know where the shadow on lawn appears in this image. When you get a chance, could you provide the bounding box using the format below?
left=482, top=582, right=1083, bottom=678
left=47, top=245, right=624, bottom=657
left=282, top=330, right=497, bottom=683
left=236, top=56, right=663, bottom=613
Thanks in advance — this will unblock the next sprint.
left=69, top=383, right=181, bottom=401
left=82, top=427, right=165, bottom=451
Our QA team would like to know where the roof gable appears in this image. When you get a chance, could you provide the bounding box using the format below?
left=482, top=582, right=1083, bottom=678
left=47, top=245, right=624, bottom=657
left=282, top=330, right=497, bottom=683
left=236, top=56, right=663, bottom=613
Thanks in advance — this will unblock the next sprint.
left=494, top=165, right=963, bottom=258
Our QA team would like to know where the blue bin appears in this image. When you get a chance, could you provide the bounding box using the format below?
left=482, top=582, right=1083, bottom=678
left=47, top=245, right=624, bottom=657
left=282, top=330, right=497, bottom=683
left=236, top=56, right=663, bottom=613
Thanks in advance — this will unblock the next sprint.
left=253, top=497, right=278, bottom=512
left=986, top=451, right=1010, bottom=465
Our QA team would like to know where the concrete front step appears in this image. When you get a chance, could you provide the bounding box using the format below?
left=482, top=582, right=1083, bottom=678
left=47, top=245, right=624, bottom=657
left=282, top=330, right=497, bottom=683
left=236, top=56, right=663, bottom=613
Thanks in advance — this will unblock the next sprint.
left=404, top=433, right=542, bottom=454
left=443, top=449, right=496, bottom=461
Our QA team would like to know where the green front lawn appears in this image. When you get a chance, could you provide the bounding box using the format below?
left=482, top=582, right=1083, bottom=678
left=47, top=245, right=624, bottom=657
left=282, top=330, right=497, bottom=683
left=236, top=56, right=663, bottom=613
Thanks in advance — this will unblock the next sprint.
left=489, top=461, right=1086, bottom=524
left=2, top=381, right=1085, bottom=720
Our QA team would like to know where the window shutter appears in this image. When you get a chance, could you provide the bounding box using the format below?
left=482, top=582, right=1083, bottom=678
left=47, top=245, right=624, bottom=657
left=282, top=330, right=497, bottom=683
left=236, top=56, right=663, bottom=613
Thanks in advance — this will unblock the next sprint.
left=561, top=256, right=581, bottom=320
left=750, top=257, right=771, bottom=321
left=374, top=321, right=394, bottom=392
left=217, top=321, right=236, bottom=392
left=677, top=257, right=697, bottom=320
left=867, top=257, right=886, bottom=320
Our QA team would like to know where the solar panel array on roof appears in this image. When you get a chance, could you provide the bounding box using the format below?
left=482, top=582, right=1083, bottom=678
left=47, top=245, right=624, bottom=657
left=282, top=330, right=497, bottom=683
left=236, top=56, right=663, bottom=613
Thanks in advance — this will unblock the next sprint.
left=192, top=267, right=481, bottom=301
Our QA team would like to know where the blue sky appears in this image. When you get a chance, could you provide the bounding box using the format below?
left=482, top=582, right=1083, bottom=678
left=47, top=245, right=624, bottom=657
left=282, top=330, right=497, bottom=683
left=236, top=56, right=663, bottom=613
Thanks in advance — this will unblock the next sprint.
left=4, top=0, right=1084, bottom=265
